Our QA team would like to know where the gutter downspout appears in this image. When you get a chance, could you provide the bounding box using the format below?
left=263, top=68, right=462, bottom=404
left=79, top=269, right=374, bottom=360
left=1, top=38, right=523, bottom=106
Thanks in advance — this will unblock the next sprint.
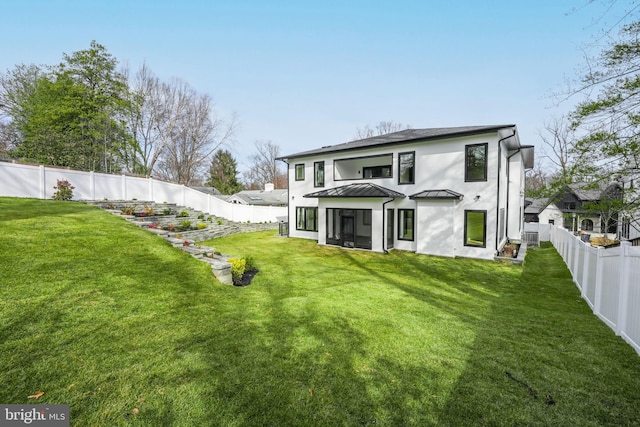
left=278, top=158, right=290, bottom=236
left=496, top=128, right=517, bottom=253
left=505, top=147, right=524, bottom=242
left=382, top=198, right=394, bottom=253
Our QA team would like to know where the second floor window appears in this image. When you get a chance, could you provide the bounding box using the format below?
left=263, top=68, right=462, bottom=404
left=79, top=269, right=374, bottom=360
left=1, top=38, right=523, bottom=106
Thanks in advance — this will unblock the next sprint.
left=363, top=165, right=392, bottom=178
left=398, top=152, right=415, bottom=184
left=295, top=164, right=305, bottom=181
left=465, top=143, right=487, bottom=182
left=314, top=161, right=324, bottom=187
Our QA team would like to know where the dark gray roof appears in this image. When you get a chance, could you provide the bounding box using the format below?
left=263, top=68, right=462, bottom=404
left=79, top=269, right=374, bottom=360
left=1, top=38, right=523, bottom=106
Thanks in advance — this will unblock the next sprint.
left=409, top=189, right=464, bottom=200
left=524, top=198, right=551, bottom=214
left=229, top=189, right=288, bottom=206
left=568, top=183, right=606, bottom=201
left=279, top=125, right=516, bottom=160
left=304, top=183, right=406, bottom=198
left=191, top=186, right=222, bottom=195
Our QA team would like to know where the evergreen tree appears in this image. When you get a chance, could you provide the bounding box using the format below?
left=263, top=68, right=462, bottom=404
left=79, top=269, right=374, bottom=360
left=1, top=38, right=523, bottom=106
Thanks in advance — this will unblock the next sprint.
left=206, top=149, right=243, bottom=194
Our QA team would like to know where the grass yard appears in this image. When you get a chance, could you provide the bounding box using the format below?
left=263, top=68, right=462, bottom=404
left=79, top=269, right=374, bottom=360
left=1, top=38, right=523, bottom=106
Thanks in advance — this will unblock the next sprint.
left=1, top=197, right=639, bottom=426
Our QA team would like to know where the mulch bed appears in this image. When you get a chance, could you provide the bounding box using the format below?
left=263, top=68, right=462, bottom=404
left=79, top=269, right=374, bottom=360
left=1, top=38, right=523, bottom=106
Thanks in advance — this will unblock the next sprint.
left=234, top=268, right=259, bottom=287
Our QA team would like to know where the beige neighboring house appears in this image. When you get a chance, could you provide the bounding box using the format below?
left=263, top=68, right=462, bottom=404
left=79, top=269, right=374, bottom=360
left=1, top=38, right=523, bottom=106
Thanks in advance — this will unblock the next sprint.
left=226, top=183, right=288, bottom=206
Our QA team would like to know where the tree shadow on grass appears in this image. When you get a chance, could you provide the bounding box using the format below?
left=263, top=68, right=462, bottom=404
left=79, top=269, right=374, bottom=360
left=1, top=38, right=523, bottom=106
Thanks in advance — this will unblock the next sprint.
left=434, top=244, right=640, bottom=426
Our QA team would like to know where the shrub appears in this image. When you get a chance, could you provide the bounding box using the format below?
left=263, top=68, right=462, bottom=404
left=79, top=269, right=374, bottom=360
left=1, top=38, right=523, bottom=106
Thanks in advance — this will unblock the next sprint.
left=244, top=256, right=256, bottom=271
left=52, top=179, right=75, bottom=201
left=216, top=219, right=223, bottom=225
left=162, top=207, right=172, bottom=216
left=176, top=210, right=190, bottom=218
left=121, top=206, right=136, bottom=215
left=180, top=220, right=192, bottom=230
left=197, top=222, right=207, bottom=230
left=164, top=223, right=176, bottom=232
left=197, top=213, right=205, bottom=220
left=143, top=205, right=155, bottom=216
left=228, top=258, right=247, bottom=284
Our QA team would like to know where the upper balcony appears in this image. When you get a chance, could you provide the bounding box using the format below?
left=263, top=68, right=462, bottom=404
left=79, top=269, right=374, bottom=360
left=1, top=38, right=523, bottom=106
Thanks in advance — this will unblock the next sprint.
left=333, top=153, right=393, bottom=181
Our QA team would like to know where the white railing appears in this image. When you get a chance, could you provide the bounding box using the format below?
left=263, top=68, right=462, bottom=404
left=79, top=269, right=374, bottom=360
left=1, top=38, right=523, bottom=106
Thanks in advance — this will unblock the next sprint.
left=550, top=225, right=640, bottom=356
left=0, top=161, right=287, bottom=223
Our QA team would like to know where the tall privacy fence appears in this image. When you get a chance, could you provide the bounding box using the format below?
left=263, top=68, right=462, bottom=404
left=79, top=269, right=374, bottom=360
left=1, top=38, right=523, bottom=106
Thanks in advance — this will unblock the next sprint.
left=550, top=225, right=640, bottom=356
left=0, top=161, right=287, bottom=223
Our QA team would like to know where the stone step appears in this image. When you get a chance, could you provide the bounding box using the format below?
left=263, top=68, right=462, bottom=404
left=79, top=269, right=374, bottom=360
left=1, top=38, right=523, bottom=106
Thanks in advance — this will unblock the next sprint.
left=87, top=199, right=274, bottom=286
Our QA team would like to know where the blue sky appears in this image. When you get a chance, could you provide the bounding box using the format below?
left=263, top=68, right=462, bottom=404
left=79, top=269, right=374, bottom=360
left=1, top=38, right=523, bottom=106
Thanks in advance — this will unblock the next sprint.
left=1, top=1, right=634, bottom=173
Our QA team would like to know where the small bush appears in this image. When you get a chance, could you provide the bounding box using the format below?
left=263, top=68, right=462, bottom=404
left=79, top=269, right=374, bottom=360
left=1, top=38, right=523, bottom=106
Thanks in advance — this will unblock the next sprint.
left=143, top=205, right=155, bottom=216
left=162, top=207, right=172, bottom=216
left=164, top=223, right=176, bottom=232
left=216, top=219, right=223, bottom=225
left=52, top=179, right=75, bottom=201
left=197, top=213, right=205, bottom=220
left=176, top=210, right=190, bottom=218
left=244, top=256, right=256, bottom=271
left=228, top=258, right=247, bottom=284
left=180, top=220, right=192, bottom=230
left=121, top=206, right=136, bottom=215
left=197, top=222, right=207, bottom=230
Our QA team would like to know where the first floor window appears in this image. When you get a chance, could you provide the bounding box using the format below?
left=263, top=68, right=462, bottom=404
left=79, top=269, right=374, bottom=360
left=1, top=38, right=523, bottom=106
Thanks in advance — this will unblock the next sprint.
left=296, top=207, right=317, bottom=231
left=581, top=219, right=594, bottom=231
left=295, top=164, right=305, bottom=181
left=398, top=209, right=415, bottom=241
left=464, top=210, right=486, bottom=247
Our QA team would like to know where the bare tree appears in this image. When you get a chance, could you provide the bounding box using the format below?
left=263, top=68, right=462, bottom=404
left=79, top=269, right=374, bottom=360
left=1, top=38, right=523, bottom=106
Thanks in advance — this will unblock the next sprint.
left=154, top=80, right=236, bottom=185
left=538, top=116, right=583, bottom=183
left=525, top=163, right=549, bottom=197
left=354, top=121, right=412, bottom=140
left=244, top=140, right=287, bottom=189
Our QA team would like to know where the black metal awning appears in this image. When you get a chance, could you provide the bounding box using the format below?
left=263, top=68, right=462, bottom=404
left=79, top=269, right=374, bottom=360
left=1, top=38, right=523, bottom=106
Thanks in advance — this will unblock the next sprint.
left=409, top=189, right=464, bottom=200
left=304, top=183, right=406, bottom=198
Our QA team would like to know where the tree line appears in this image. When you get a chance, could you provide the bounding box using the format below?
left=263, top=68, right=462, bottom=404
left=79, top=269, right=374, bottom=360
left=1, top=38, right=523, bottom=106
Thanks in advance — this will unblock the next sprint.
left=527, top=3, right=640, bottom=234
left=0, top=41, right=289, bottom=190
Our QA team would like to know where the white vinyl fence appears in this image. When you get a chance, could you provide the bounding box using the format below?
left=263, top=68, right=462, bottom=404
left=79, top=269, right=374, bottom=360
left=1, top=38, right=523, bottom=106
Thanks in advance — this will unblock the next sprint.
left=0, top=161, right=287, bottom=223
left=550, top=225, right=640, bottom=356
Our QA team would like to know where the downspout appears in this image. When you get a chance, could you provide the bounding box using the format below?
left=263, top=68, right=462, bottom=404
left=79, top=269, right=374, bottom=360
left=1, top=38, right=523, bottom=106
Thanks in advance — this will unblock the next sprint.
left=382, top=198, right=394, bottom=253
left=278, top=158, right=290, bottom=236
left=506, top=148, right=523, bottom=242
left=496, top=128, right=517, bottom=253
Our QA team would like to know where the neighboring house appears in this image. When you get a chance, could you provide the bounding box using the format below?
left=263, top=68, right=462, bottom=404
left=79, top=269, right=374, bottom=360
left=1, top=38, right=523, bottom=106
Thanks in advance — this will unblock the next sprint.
left=524, top=198, right=563, bottom=225
left=525, top=182, right=622, bottom=236
left=226, top=183, right=288, bottom=206
left=277, top=125, right=534, bottom=260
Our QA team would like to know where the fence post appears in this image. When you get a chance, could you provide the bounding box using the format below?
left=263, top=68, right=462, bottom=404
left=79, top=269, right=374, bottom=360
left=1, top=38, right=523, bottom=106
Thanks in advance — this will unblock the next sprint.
left=121, top=174, right=127, bottom=200
left=593, top=246, right=604, bottom=315
left=89, top=171, right=95, bottom=200
left=573, top=235, right=581, bottom=283
left=581, top=243, right=590, bottom=299
left=39, top=165, right=46, bottom=199
left=616, top=241, right=632, bottom=336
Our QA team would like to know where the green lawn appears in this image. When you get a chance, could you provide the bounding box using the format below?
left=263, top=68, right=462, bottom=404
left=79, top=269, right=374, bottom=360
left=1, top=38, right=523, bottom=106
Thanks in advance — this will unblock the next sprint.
left=1, top=197, right=639, bottom=426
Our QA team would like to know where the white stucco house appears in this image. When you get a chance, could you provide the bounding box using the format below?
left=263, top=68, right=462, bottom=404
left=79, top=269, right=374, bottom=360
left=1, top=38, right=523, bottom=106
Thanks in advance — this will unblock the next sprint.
left=277, top=125, right=534, bottom=260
